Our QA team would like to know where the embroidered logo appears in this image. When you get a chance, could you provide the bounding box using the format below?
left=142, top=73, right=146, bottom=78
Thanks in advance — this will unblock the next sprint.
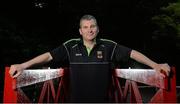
left=75, top=53, right=82, bottom=56
left=97, top=51, right=103, bottom=59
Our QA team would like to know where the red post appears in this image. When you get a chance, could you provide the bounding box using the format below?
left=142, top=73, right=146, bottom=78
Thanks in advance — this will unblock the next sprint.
left=162, top=67, right=177, bottom=102
left=150, top=67, right=177, bottom=103
left=3, top=67, right=17, bottom=103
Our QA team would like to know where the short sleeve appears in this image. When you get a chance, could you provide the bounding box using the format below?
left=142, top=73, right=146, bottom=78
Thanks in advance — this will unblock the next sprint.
left=50, top=45, right=69, bottom=63
left=113, top=44, right=132, bottom=62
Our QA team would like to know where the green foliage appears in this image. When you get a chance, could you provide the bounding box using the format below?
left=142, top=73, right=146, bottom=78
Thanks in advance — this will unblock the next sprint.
left=152, top=2, right=180, bottom=37
left=152, top=15, right=175, bottom=30
left=151, top=1, right=180, bottom=49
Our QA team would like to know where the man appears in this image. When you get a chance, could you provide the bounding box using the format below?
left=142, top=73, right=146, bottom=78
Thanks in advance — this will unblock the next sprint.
left=9, top=14, right=170, bottom=102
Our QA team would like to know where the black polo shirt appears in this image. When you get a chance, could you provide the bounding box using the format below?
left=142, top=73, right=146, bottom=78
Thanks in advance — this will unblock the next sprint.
left=50, top=38, right=132, bottom=102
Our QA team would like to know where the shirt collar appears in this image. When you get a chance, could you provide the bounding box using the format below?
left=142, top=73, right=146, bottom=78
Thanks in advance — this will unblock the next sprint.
left=79, top=38, right=102, bottom=46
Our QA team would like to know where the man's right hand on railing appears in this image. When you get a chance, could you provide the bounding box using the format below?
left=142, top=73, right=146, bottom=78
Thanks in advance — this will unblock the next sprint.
left=9, top=64, right=25, bottom=78
left=9, top=52, right=53, bottom=78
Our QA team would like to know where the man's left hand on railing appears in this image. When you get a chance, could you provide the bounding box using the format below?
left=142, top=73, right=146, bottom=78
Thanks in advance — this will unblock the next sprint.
left=153, top=63, right=171, bottom=78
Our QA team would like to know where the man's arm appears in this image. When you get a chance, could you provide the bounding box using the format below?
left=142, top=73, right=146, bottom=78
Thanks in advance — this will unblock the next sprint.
left=9, top=52, right=53, bottom=78
left=130, top=50, right=170, bottom=76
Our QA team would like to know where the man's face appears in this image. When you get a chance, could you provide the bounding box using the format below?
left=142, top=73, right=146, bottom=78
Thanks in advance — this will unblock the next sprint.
left=79, top=19, right=99, bottom=41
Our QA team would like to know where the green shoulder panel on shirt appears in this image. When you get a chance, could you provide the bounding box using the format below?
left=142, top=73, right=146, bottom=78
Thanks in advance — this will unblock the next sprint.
left=63, top=38, right=81, bottom=45
left=100, top=38, right=117, bottom=44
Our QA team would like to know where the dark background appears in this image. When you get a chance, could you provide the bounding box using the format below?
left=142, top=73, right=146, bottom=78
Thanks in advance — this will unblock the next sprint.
left=0, top=0, right=179, bottom=102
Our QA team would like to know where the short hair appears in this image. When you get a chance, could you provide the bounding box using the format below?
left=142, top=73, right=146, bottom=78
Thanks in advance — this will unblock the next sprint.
left=79, top=15, right=98, bottom=28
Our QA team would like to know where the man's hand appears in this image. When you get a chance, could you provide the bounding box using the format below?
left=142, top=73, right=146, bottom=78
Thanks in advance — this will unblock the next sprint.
left=9, top=64, right=25, bottom=78
left=153, top=63, right=171, bottom=77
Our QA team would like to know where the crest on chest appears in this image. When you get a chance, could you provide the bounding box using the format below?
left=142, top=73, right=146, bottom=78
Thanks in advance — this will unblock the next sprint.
left=97, top=51, right=103, bottom=59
